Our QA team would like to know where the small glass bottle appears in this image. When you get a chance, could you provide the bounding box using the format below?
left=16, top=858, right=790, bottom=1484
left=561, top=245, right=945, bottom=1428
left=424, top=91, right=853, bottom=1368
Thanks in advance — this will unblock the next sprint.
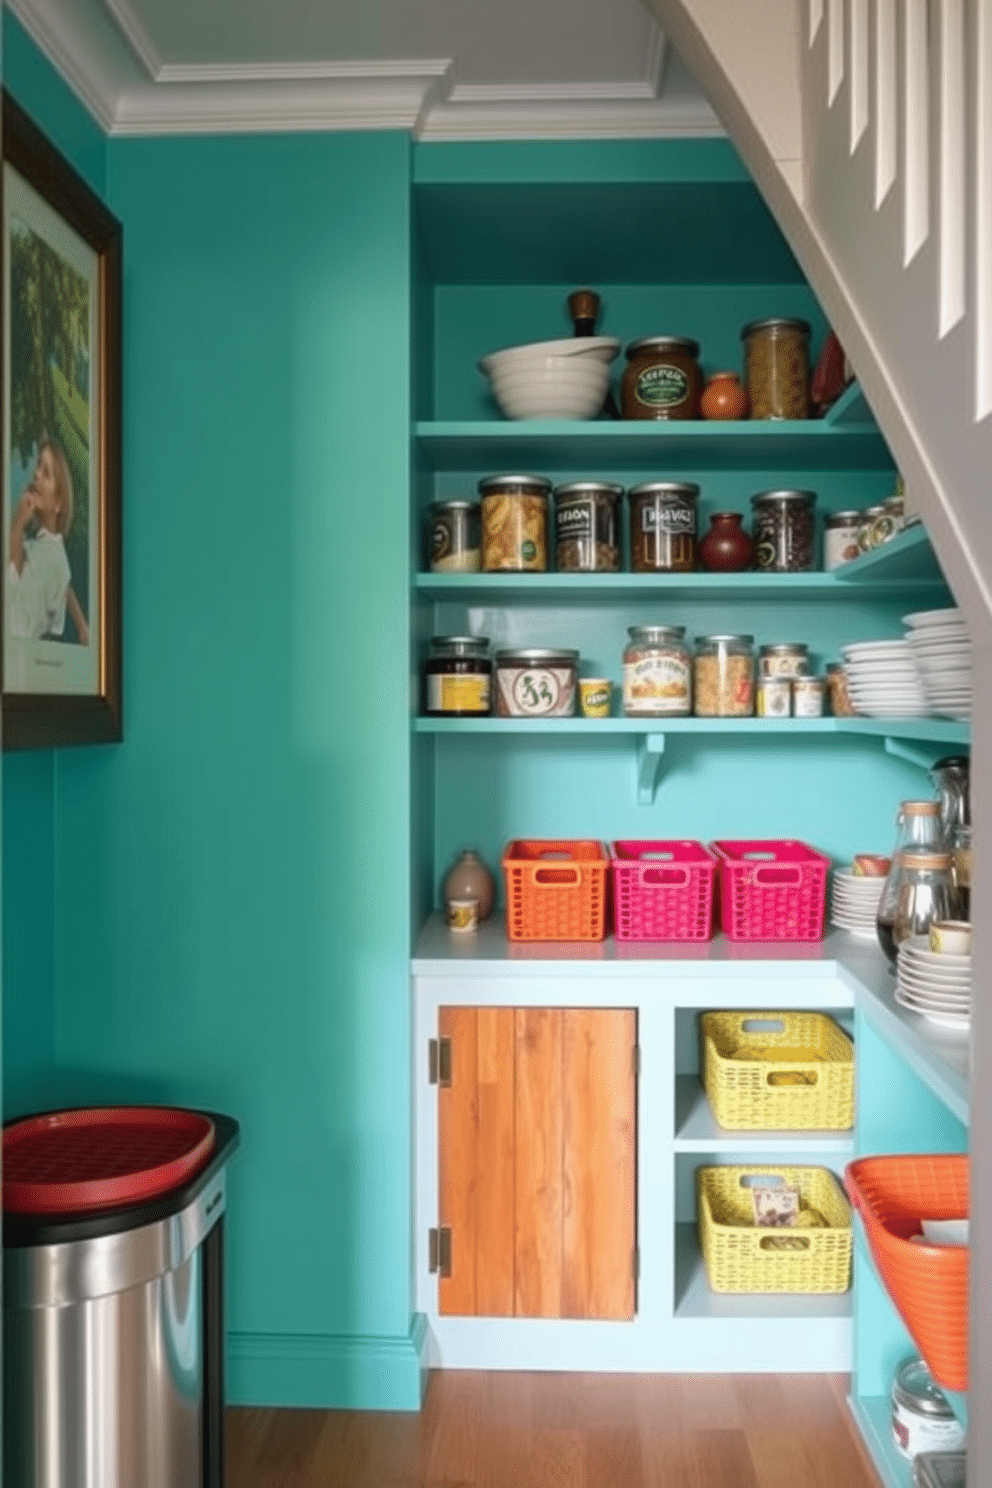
left=424, top=636, right=492, bottom=718
left=622, top=626, right=692, bottom=717
left=876, top=800, right=945, bottom=965
left=890, top=849, right=958, bottom=959
left=693, top=635, right=755, bottom=717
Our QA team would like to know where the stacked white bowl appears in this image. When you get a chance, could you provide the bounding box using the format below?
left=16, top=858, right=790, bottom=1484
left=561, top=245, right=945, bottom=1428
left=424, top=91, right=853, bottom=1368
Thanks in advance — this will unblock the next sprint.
left=830, top=868, right=886, bottom=937
left=478, top=335, right=620, bottom=420
left=840, top=638, right=928, bottom=717
left=903, top=608, right=972, bottom=720
left=895, top=935, right=971, bottom=1028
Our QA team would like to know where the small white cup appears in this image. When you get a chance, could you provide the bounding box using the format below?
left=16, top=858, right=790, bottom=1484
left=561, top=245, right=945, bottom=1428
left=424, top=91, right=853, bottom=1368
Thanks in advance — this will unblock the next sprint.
left=446, top=897, right=479, bottom=934
left=929, top=920, right=972, bottom=956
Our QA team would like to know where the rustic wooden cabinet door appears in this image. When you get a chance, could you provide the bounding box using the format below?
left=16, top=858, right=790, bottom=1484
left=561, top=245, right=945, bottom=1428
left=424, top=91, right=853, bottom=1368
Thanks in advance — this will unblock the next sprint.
left=437, top=1006, right=637, bottom=1320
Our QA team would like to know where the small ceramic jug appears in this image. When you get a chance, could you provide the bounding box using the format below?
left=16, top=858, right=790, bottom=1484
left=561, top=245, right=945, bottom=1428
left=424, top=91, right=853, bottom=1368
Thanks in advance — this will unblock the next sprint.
left=698, top=512, right=754, bottom=572
left=442, top=850, right=496, bottom=921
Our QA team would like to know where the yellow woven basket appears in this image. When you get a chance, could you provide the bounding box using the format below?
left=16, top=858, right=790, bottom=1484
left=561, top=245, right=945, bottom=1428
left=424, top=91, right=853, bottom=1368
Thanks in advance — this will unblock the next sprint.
left=701, top=1010, right=854, bottom=1130
left=698, top=1165, right=852, bottom=1294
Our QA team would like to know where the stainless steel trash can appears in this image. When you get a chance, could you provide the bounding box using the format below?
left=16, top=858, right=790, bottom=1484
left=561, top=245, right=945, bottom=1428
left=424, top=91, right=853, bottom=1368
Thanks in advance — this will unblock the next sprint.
left=3, top=1108, right=239, bottom=1488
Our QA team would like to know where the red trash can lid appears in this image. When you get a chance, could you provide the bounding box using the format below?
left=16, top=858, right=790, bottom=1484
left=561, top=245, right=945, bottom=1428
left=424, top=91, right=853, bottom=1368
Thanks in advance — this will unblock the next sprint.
left=2, top=1107, right=216, bottom=1214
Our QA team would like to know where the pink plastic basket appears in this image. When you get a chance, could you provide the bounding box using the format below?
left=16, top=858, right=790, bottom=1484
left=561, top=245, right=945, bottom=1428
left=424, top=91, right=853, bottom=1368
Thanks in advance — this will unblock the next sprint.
left=710, top=839, right=829, bottom=942
left=610, top=840, right=716, bottom=942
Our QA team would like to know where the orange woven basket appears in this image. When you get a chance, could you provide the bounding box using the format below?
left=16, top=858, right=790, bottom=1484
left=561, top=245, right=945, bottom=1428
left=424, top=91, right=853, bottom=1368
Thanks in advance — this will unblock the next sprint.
left=844, top=1153, right=969, bottom=1390
left=502, top=839, right=609, bottom=942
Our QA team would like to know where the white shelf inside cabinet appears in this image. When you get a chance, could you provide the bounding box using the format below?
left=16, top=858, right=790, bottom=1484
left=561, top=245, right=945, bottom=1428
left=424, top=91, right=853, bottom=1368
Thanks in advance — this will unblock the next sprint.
left=673, top=1224, right=853, bottom=1320
left=673, top=1076, right=856, bottom=1154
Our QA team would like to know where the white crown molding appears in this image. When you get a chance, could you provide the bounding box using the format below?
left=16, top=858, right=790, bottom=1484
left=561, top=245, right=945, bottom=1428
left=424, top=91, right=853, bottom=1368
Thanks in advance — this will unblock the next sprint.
left=100, top=0, right=162, bottom=80
left=419, top=97, right=723, bottom=143
left=8, top=0, right=720, bottom=143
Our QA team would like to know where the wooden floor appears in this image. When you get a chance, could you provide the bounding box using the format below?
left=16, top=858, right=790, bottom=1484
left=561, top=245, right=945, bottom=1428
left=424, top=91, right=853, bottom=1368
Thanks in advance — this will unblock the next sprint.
left=226, top=1371, right=882, bottom=1487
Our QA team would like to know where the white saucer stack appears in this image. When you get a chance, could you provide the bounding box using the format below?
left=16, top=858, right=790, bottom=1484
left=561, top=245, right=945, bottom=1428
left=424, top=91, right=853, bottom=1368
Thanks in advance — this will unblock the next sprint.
left=895, top=935, right=971, bottom=1028
left=903, top=608, right=972, bottom=720
left=840, top=638, right=928, bottom=718
left=830, top=869, right=886, bottom=936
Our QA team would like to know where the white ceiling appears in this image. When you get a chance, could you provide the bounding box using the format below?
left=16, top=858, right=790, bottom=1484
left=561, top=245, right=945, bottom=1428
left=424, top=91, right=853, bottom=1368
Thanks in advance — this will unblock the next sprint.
left=8, top=0, right=721, bottom=140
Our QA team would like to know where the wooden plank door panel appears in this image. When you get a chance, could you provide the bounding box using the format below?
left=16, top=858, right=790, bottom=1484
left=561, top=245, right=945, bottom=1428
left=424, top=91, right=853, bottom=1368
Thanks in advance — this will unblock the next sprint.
left=475, top=1007, right=516, bottom=1315
left=514, top=1008, right=564, bottom=1318
left=438, top=1005, right=478, bottom=1316
left=562, top=1008, right=637, bottom=1320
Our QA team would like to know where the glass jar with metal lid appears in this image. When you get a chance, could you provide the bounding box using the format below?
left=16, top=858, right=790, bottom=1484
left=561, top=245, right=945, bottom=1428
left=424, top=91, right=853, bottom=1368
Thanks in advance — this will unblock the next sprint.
left=428, top=499, right=481, bottom=573
left=860, top=500, right=903, bottom=553
left=479, top=474, right=550, bottom=571
left=628, top=481, right=699, bottom=572
left=823, top=509, right=863, bottom=570
left=494, top=648, right=579, bottom=717
left=751, top=489, right=817, bottom=571
left=758, top=642, right=810, bottom=678
left=424, top=636, right=492, bottom=717
left=890, top=848, right=958, bottom=960
left=622, top=626, right=691, bottom=717
left=741, top=316, right=811, bottom=418
left=621, top=336, right=702, bottom=421
left=552, top=481, right=622, bottom=571
left=693, top=635, right=755, bottom=717
left=891, top=1358, right=967, bottom=1460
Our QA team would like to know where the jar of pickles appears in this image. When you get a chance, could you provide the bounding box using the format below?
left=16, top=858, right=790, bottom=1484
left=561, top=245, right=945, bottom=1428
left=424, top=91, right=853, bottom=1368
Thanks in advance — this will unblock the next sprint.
left=628, top=482, right=699, bottom=572
left=622, top=626, right=692, bottom=717
left=553, top=481, right=622, bottom=571
left=693, top=635, right=755, bottom=716
left=479, top=474, right=550, bottom=571
left=741, top=316, right=811, bottom=419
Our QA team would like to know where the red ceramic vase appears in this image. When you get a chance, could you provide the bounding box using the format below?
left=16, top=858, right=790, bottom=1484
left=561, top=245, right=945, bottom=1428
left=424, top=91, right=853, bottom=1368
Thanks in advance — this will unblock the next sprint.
left=700, top=371, right=749, bottom=421
left=698, top=512, right=754, bottom=572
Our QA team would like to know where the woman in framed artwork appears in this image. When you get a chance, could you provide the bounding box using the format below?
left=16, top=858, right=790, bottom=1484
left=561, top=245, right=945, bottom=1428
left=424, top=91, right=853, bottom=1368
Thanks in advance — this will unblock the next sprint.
left=7, top=435, right=89, bottom=645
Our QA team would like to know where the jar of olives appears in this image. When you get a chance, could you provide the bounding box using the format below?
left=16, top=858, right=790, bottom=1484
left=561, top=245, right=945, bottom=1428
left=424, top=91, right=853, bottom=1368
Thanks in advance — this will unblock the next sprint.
left=552, top=481, right=622, bottom=571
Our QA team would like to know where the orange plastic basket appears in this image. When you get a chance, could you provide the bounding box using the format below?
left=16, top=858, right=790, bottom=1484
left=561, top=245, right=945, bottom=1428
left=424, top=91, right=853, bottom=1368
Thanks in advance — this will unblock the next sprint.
left=845, top=1154, right=969, bottom=1390
left=502, top=839, right=609, bottom=942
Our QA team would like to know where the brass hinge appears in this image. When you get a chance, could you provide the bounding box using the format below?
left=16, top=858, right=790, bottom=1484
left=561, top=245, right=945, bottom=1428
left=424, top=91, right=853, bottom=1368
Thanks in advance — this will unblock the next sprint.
left=428, top=1226, right=452, bottom=1277
left=633, top=1246, right=640, bottom=1281
left=633, top=1044, right=641, bottom=1077
left=428, top=1036, right=452, bottom=1087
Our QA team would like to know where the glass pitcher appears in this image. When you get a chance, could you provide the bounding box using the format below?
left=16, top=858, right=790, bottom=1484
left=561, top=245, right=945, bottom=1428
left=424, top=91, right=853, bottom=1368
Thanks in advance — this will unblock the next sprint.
left=930, top=755, right=970, bottom=837
left=876, top=800, right=945, bottom=966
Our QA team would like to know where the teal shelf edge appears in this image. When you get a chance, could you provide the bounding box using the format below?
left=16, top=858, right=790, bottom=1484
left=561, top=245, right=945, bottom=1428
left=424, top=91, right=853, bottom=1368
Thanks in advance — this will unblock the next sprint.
left=414, top=418, right=894, bottom=471
left=848, top=1394, right=912, bottom=1488
left=415, top=566, right=947, bottom=602
left=414, top=716, right=969, bottom=743
left=834, top=523, right=944, bottom=584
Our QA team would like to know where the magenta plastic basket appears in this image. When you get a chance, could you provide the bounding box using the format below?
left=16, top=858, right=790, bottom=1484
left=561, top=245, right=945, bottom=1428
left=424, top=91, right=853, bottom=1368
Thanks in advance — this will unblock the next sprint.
left=610, top=840, right=716, bottom=942
left=710, top=839, right=830, bottom=942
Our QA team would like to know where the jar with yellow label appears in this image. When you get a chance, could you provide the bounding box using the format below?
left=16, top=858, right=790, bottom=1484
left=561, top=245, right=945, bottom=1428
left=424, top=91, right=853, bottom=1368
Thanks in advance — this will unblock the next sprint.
left=621, top=336, right=702, bottom=420
left=424, top=636, right=492, bottom=717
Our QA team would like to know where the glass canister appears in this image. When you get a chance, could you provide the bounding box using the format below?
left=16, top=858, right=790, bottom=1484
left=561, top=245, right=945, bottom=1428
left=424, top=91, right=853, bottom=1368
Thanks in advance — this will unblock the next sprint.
left=628, top=481, right=699, bottom=572
left=751, top=489, right=817, bottom=572
left=889, top=848, right=959, bottom=962
left=741, top=316, right=812, bottom=418
left=693, top=634, right=755, bottom=717
left=427, top=499, right=481, bottom=573
left=758, top=642, right=810, bottom=678
left=622, top=625, right=692, bottom=717
left=876, top=800, right=946, bottom=965
left=424, top=636, right=492, bottom=717
left=479, top=474, right=550, bottom=571
left=552, top=481, right=622, bottom=571
left=621, top=336, right=702, bottom=420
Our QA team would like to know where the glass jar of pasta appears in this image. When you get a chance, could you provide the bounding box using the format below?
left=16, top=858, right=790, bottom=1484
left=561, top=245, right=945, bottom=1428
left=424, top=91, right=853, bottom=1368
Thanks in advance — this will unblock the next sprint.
left=479, top=474, right=551, bottom=571
left=693, top=634, right=755, bottom=716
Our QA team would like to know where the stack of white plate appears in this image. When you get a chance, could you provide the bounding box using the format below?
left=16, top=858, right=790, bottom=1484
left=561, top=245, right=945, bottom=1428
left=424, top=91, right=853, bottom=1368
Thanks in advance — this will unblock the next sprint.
left=840, top=639, right=928, bottom=717
left=895, top=935, right=971, bottom=1028
left=830, top=869, right=886, bottom=936
left=903, top=608, right=972, bottom=720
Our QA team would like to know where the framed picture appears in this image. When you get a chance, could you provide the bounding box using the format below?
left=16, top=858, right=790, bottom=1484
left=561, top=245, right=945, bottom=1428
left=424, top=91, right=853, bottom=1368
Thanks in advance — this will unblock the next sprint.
left=1, top=90, right=121, bottom=749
